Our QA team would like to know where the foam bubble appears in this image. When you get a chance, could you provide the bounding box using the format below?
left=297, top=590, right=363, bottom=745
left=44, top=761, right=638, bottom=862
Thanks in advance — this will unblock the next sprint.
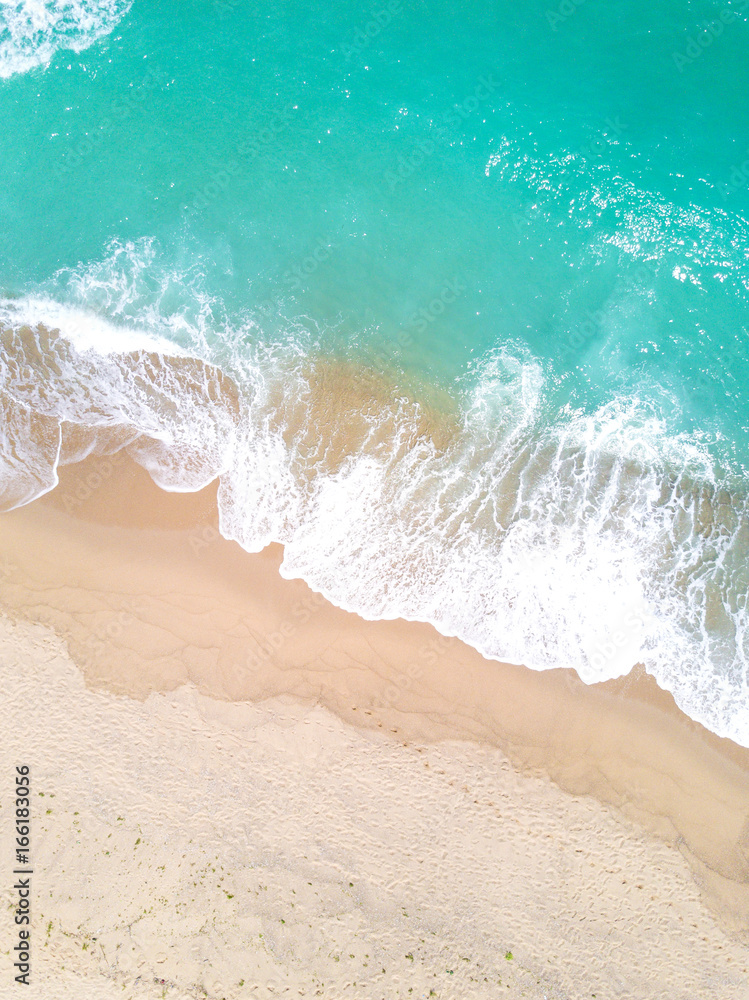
left=1, top=271, right=748, bottom=747
left=0, top=295, right=187, bottom=356
left=0, top=318, right=237, bottom=509
left=226, top=347, right=749, bottom=746
left=0, top=0, right=132, bottom=80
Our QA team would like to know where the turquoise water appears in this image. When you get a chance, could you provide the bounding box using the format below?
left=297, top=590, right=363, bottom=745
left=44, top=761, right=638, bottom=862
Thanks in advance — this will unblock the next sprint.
left=1, top=0, right=748, bottom=743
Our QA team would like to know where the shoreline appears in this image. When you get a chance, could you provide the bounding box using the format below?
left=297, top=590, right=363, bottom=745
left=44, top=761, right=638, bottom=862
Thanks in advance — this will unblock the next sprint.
left=5, top=614, right=748, bottom=1000
left=1, top=451, right=748, bottom=944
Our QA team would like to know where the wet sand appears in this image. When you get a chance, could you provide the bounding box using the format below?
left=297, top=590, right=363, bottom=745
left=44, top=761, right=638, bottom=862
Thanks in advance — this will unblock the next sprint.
left=1, top=451, right=748, bottom=997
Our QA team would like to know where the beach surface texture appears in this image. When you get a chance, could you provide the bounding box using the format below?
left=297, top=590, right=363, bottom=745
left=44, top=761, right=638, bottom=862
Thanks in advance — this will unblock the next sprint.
left=2, top=454, right=748, bottom=999
left=3, top=0, right=749, bottom=996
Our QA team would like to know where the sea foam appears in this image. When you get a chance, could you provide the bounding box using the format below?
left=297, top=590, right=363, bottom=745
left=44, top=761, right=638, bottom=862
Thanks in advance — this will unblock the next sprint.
left=1, top=266, right=748, bottom=747
left=0, top=0, right=131, bottom=79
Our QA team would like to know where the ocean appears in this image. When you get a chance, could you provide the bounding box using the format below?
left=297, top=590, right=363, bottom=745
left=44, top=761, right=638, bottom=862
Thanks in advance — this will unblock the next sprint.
left=1, top=0, right=748, bottom=745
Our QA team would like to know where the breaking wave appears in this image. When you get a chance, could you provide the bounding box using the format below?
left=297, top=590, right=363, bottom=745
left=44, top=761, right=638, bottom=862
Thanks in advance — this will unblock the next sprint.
left=1, top=249, right=748, bottom=746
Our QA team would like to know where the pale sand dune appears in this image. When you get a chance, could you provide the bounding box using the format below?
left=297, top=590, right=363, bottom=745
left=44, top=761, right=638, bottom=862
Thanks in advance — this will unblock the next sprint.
left=1, top=452, right=749, bottom=998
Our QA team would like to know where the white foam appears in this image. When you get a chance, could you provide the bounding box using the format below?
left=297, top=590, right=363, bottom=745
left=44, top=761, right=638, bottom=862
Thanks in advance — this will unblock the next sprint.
left=0, top=295, right=186, bottom=356
left=225, top=348, right=749, bottom=746
left=1, top=271, right=748, bottom=747
left=0, top=0, right=131, bottom=80
left=0, top=305, right=235, bottom=510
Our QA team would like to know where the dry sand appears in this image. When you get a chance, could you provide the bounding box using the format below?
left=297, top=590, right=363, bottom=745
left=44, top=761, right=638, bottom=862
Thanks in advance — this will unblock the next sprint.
left=1, top=451, right=749, bottom=999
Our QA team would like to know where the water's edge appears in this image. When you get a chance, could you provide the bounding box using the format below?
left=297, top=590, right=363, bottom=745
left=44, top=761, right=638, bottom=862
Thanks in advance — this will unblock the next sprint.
left=2, top=309, right=748, bottom=747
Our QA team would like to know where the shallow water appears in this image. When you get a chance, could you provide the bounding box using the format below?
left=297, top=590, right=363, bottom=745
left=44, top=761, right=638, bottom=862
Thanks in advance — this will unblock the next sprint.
left=1, top=0, right=748, bottom=744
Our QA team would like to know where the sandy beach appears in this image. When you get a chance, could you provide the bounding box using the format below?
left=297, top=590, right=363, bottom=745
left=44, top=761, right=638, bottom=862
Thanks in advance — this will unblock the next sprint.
left=2, top=451, right=749, bottom=999
left=4, top=1, right=749, bottom=997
